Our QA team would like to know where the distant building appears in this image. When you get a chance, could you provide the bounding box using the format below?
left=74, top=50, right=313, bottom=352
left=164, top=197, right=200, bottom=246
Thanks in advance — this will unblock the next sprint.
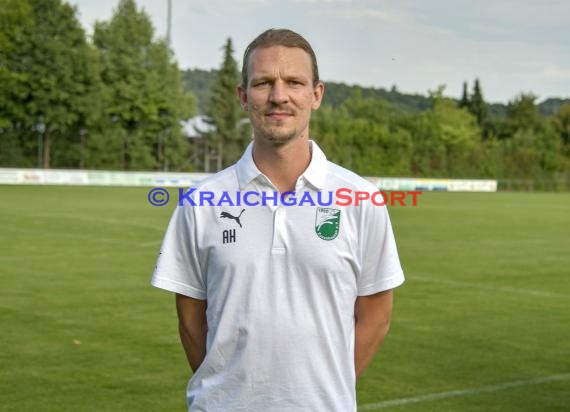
left=180, top=115, right=250, bottom=172
left=180, top=115, right=218, bottom=171
left=181, top=115, right=216, bottom=139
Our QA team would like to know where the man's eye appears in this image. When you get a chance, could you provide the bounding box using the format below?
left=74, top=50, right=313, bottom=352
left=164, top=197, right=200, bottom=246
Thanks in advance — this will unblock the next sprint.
left=254, top=81, right=269, bottom=87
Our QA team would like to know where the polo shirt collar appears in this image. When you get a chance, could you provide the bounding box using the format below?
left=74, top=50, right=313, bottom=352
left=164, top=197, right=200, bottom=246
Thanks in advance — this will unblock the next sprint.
left=235, top=140, right=328, bottom=191
left=235, top=141, right=262, bottom=190
left=302, top=140, right=327, bottom=190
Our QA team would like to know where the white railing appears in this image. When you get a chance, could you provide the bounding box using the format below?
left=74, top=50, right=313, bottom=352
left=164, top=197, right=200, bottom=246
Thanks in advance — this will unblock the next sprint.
left=0, top=168, right=497, bottom=192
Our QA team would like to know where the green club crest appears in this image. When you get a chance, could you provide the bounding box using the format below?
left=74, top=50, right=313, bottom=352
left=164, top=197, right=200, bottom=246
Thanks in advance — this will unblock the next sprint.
left=315, top=207, right=341, bottom=240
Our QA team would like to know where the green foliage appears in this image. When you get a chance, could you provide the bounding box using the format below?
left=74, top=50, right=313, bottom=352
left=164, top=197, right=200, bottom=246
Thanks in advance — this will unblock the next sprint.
left=552, top=104, right=570, bottom=178
left=312, top=92, right=413, bottom=176
left=0, top=0, right=32, bottom=129
left=0, top=0, right=195, bottom=171
left=501, top=129, right=558, bottom=179
left=552, top=104, right=570, bottom=145
left=488, top=102, right=508, bottom=118
left=314, top=85, right=568, bottom=183
left=0, top=0, right=100, bottom=168
left=469, top=78, right=488, bottom=127
left=181, top=68, right=217, bottom=114
left=0, top=0, right=36, bottom=169
left=323, top=82, right=432, bottom=113
left=459, top=81, right=469, bottom=109
left=92, top=0, right=195, bottom=171
left=429, top=95, right=480, bottom=177
left=506, top=93, right=543, bottom=133
left=457, top=79, right=490, bottom=137
left=201, top=38, right=250, bottom=170
left=539, top=98, right=570, bottom=116
left=482, top=94, right=566, bottom=181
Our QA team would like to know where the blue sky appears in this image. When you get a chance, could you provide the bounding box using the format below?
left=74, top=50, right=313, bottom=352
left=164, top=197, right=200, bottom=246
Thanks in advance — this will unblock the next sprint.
left=71, top=0, right=570, bottom=103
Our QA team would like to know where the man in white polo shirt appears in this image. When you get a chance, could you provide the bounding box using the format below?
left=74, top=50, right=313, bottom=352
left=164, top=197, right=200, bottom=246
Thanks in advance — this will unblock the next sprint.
left=151, top=28, right=405, bottom=411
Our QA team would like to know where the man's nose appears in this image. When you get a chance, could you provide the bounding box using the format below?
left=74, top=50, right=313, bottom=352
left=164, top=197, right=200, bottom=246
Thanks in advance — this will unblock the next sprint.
left=269, top=81, right=288, bottom=104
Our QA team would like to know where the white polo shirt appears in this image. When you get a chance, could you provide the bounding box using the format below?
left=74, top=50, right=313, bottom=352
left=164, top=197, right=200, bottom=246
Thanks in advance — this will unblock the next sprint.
left=152, top=140, right=405, bottom=412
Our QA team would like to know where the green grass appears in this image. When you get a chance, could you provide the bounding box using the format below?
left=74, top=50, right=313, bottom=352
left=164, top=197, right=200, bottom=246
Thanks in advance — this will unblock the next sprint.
left=1, top=186, right=569, bottom=411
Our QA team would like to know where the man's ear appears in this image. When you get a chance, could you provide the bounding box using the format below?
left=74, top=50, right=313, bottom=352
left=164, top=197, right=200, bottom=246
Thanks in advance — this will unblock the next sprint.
left=312, top=82, right=325, bottom=110
left=237, top=85, right=248, bottom=110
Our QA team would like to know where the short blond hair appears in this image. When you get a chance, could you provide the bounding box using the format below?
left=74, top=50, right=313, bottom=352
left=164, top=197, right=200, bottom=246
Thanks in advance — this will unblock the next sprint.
left=241, top=28, right=320, bottom=88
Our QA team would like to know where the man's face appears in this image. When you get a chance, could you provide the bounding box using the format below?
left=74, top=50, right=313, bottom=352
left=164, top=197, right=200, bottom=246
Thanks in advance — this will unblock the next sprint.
left=237, top=46, right=324, bottom=145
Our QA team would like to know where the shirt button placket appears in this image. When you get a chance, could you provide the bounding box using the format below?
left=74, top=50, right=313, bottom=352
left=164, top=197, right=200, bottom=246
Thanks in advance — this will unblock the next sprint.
left=271, top=205, right=286, bottom=253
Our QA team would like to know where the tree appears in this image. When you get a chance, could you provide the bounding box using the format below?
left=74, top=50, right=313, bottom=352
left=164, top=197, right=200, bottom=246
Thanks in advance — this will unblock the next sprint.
left=458, top=81, right=469, bottom=109
left=181, top=68, right=217, bottom=114
left=408, top=87, right=481, bottom=177
left=501, top=94, right=563, bottom=182
left=506, top=93, right=543, bottom=133
left=0, top=0, right=33, bottom=166
left=552, top=103, right=570, bottom=148
left=552, top=104, right=570, bottom=185
left=311, top=91, right=413, bottom=177
left=0, top=0, right=101, bottom=168
left=204, top=38, right=250, bottom=170
left=92, top=0, right=195, bottom=170
left=469, top=78, right=487, bottom=127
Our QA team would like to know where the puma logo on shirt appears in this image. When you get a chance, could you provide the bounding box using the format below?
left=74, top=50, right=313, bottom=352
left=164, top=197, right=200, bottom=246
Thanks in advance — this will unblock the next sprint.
left=220, top=209, right=245, bottom=228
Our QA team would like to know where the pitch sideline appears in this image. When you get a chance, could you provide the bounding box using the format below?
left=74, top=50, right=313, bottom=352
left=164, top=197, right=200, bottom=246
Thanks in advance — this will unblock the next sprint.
left=358, top=373, right=570, bottom=410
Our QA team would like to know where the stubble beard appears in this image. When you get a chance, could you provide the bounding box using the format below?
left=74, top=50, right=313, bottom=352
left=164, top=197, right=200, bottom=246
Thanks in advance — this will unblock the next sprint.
left=250, top=103, right=308, bottom=146
left=256, top=126, right=298, bottom=146
left=252, top=112, right=301, bottom=145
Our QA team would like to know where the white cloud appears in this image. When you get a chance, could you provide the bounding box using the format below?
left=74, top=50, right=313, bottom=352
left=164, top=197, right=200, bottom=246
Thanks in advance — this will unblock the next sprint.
left=319, top=3, right=417, bottom=25
left=69, top=0, right=570, bottom=101
left=470, top=24, right=513, bottom=35
left=475, top=0, right=570, bottom=26
left=321, top=8, right=397, bottom=22
left=542, top=66, right=570, bottom=80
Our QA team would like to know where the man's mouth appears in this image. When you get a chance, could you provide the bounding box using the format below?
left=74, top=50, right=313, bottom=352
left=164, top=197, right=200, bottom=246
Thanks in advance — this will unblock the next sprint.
left=266, top=112, right=293, bottom=120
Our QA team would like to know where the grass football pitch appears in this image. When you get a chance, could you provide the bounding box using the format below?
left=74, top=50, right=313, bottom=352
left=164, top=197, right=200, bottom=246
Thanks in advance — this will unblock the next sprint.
left=0, top=186, right=568, bottom=411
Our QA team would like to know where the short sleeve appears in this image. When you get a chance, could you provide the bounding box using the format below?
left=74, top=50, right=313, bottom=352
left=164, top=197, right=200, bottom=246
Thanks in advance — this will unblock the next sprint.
left=356, top=196, right=405, bottom=296
left=151, top=204, right=206, bottom=300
